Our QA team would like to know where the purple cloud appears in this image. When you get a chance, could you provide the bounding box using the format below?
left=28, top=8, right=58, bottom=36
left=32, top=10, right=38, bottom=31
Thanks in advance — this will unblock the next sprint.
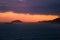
left=0, top=0, right=60, bottom=15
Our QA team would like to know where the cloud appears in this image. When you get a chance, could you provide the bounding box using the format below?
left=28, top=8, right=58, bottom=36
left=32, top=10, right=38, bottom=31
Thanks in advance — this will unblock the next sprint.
left=0, top=5, right=10, bottom=12
left=0, top=0, right=60, bottom=15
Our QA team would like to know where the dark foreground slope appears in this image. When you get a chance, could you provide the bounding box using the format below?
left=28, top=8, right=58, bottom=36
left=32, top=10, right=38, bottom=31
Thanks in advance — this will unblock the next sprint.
left=0, top=23, right=60, bottom=40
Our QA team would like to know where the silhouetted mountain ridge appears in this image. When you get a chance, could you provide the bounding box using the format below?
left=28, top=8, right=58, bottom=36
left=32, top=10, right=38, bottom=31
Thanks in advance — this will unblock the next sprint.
left=0, top=18, right=60, bottom=24
left=4, top=20, right=23, bottom=24
left=38, top=17, right=60, bottom=23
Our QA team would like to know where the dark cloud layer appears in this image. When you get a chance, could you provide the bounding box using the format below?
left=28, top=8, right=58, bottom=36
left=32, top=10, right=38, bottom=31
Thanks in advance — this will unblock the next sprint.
left=0, top=0, right=60, bottom=15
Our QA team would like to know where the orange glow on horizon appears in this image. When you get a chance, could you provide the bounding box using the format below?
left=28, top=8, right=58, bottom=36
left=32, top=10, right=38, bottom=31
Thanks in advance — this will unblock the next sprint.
left=0, top=12, right=59, bottom=22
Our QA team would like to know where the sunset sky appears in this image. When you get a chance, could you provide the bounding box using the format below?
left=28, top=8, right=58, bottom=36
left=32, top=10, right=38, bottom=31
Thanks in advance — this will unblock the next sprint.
left=0, top=0, right=60, bottom=22
left=0, top=12, right=59, bottom=22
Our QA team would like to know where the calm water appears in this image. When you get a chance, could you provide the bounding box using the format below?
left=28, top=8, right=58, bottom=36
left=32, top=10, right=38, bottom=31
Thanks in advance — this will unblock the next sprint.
left=0, top=23, right=60, bottom=40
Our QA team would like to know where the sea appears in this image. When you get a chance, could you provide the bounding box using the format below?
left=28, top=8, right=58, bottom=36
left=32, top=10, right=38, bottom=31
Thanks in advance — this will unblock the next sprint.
left=0, top=23, right=60, bottom=40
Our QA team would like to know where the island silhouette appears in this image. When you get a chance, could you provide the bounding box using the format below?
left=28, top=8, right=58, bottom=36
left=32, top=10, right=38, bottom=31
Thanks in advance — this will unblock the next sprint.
left=11, top=20, right=22, bottom=24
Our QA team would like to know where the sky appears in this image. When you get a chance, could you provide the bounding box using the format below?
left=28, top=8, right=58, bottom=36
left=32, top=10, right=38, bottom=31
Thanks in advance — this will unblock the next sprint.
left=0, top=12, right=58, bottom=22
left=0, top=0, right=60, bottom=22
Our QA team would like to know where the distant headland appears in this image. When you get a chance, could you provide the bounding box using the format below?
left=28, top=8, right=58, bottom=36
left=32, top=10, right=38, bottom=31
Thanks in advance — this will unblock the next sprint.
left=38, top=17, right=60, bottom=23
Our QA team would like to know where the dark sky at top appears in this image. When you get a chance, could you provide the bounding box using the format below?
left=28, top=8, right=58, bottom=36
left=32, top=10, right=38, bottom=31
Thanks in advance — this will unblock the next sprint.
left=0, top=0, right=60, bottom=15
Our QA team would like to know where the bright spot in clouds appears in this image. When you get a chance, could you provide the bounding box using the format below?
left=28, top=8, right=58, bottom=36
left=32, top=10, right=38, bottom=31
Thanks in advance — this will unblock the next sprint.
left=18, top=0, right=24, bottom=2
